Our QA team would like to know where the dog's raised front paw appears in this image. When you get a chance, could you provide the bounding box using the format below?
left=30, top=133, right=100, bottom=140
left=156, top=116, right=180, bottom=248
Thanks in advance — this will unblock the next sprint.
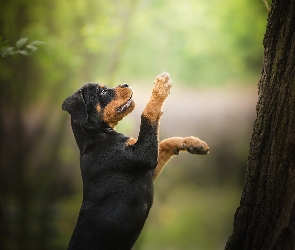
left=183, top=136, right=210, bottom=155
left=152, top=71, right=172, bottom=99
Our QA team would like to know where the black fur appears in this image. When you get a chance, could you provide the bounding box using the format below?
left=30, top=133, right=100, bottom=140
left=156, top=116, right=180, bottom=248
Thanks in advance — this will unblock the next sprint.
left=63, top=83, right=158, bottom=250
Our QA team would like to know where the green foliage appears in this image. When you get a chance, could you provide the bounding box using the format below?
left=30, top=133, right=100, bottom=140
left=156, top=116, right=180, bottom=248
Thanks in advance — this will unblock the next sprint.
left=0, top=0, right=268, bottom=91
left=0, top=37, right=45, bottom=58
left=116, top=0, right=268, bottom=86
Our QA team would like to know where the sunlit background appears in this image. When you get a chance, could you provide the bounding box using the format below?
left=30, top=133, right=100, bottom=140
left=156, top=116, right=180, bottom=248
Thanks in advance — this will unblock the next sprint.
left=0, top=0, right=269, bottom=249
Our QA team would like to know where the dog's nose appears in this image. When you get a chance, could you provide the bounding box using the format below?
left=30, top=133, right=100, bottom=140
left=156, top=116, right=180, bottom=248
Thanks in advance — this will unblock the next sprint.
left=120, top=83, right=129, bottom=88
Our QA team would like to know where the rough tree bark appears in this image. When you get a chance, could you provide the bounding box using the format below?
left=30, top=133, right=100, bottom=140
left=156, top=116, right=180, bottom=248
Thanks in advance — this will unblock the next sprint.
left=225, top=1, right=295, bottom=250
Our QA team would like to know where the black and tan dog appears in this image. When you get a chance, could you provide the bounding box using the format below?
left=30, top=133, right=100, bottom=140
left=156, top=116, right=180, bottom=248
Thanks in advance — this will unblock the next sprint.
left=62, top=72, right=210, bottom=250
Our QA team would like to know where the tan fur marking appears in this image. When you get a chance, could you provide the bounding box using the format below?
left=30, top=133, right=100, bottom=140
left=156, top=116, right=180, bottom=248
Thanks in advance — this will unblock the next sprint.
left=153, top=137, right=210, bottom=181
left=96, top=103, right=101, bottom=113
left=103, top=87, right=135, bottom=128
left=125, top=137, right=137, bottom=146
left=142, top=98, right=163, bottom=124
left=142, top=72, right=172, bottom=123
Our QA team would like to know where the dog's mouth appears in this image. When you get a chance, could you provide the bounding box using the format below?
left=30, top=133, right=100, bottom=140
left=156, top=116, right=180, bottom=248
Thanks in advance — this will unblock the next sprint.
left=116, top=95, right=133, bottom=113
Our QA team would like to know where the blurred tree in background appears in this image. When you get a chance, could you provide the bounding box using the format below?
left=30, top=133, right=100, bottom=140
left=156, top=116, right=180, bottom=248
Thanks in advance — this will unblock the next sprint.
left=0, top=0, right=268, bottom=249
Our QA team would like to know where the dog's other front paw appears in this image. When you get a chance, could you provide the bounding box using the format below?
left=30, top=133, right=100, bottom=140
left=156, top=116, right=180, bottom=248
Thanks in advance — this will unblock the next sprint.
left=183, top=136, right=210, bottom=155
left=152, top=71, right=172, bottom=99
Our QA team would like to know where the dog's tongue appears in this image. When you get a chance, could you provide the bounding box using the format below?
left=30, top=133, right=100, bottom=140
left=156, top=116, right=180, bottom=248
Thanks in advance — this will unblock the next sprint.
left=116, top=99, right=132, bottom=113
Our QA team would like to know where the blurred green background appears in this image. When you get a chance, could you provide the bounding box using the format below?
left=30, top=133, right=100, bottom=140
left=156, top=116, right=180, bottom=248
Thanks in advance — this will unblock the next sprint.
left=0, top=0, right=268, bottom=249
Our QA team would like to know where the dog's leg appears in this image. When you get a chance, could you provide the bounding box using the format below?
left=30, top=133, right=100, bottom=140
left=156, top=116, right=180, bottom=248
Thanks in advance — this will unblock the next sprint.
left=152, top=136, right=210, bottom=181
left=133, top=72, right=172, bottom=169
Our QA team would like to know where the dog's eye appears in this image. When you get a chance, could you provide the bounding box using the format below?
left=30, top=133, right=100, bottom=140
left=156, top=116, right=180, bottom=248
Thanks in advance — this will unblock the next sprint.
left=100, top=89, right=107, bottom=95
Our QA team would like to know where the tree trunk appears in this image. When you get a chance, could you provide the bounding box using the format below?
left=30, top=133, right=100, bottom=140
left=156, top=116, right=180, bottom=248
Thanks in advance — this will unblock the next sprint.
left=225, top=1, right=295, bottom=250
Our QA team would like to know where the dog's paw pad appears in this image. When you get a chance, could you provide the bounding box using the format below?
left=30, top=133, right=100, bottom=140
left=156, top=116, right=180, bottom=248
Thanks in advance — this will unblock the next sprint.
left=165, top=79, right=172, bottom=88
left=157, top=71, right=171, bottom=85
left=183, top=137, right=210, bottom=155
left=153, top=71, right=172, bottom=98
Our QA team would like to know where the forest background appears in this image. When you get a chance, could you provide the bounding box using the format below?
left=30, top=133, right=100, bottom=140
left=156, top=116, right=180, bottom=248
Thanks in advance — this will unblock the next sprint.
left=0, top=0, right=269, bottom=249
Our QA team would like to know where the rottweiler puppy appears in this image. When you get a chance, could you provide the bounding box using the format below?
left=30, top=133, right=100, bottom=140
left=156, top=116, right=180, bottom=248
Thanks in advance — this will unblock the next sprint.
left=62, top=72, right=210, bottom=250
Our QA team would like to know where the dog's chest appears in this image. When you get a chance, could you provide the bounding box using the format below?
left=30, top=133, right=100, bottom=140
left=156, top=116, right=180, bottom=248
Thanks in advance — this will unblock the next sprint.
left=79, top=133, right=154, bottom=201
left=81, top=139, right=133, bottom=172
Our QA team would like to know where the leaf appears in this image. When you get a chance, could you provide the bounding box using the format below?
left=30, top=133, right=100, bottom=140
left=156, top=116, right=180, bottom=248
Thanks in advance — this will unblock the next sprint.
left=18, top=50, right=30, bottom=56
left=26, top=44, right=38, bottom=52
left=29, top=40, right=46, bottom=46
left=0, top=47, right=15, bottom=58
left=16, top=37, right=28, bottom=49
left=3, top=47, right=15, bottom=55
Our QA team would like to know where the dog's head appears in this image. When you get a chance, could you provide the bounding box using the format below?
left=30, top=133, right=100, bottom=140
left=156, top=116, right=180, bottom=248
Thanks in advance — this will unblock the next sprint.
left=62, top=83, right=135, bottom=128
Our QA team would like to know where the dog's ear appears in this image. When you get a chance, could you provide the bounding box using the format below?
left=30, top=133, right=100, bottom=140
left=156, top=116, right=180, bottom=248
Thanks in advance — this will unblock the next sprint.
left=62, top=90, right=88, bottom=124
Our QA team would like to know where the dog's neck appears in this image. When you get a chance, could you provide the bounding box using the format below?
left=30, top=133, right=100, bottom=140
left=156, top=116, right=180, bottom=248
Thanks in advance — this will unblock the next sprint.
left=71, top=117, right=115, bottom=135
left=71, top=118, right=118, bottom=153
left=81, top=122, right=115, bottom=134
